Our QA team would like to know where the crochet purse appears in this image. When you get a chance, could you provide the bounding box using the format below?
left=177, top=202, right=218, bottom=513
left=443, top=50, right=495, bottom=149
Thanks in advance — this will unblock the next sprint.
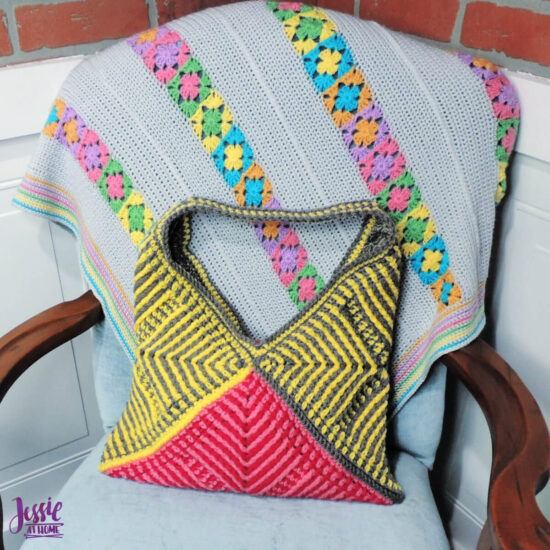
left=99, top=197, right=404, bottom=504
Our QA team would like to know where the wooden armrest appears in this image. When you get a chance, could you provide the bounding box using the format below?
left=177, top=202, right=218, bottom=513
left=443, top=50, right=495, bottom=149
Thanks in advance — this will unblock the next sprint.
left=0, top=291, right=102, bottom=550
left=1, top=295, right=549, bottom=550
left=442, top=339, right=550, bottom=550
left=0, top=291, right=104, bottom=403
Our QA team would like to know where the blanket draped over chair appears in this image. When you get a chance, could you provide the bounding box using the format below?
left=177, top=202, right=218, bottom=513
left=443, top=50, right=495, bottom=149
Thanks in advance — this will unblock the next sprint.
left=13, top=1, right=519, bottom=415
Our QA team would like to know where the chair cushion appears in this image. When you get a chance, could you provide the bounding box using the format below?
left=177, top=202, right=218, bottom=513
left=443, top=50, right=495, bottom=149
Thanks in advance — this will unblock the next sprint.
left=22, top=435, right=449, bottom=550
left=92, top=319, right=447, bottom=469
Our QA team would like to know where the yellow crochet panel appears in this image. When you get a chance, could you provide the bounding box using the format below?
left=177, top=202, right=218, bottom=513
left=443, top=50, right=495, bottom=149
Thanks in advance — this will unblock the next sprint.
left=100, top=198, right=404, bottom=502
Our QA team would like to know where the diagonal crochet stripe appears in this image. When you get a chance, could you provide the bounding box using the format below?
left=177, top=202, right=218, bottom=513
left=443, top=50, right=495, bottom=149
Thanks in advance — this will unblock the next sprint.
left=126, top=25, right=326, bottom=310
left=103, top=370, right=392, bottom=503
left=41, top=99, right=154, bottom=247
left=456, top=54, right=519, bottom=204
left=268, top=1, right=462, bottom=311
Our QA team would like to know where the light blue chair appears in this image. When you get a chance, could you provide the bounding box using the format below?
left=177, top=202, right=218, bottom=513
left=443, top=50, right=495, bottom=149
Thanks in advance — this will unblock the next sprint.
left=1, top=292, right=548, bottom=549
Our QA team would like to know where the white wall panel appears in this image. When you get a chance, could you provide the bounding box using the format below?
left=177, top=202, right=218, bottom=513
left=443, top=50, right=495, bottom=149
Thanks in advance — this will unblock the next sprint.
left=439, top=73, right=550, bottom=549
left=0, top=56, right=103, bottom=549
left=492, top=154, right=550, bottom=514
left=0, top=57, right=81, bottom=142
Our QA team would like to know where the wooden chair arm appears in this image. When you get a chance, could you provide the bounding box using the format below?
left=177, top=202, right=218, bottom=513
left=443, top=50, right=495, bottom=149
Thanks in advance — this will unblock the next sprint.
left=0, top=291, right=102, bottom=550
left=442, top=339, right=550, bottom=550
left=0, top=290, right=104, bottom=403
left=1, top=294, right=549, bottom=549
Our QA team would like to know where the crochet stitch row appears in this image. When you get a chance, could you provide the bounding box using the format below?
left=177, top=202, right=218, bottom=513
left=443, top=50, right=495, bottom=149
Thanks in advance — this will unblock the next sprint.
left=43, top=100, right=155, bottom=246
left=127, top=26, right=326, bottom=310
left=268, top=1, right=461, bottom=310
left=457, top=54, right=520, bottom=204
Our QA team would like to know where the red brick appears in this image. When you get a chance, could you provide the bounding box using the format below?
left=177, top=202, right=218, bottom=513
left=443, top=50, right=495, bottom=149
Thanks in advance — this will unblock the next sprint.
left=156, top=0, right=354, bottom=25
left=156, top=0, right=243, bottom=24
left=360, top=0, right=459, bottom=42
left=462, top=3, right=550, bottom=67
left=16, top=0, right=150, bottom=52
left=318, top=0, right=354, bottom=15
left=0, top=11, right=13, bottom=57
left=156, top=0, right=193, bottom=23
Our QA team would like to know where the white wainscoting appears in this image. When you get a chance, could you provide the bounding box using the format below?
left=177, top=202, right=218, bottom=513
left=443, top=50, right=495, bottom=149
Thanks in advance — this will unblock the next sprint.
left=0, top=56, right=106, bottom=550
left=0, top=56, right=548, bottom=550
left=438, top=70, right=550, bottom=550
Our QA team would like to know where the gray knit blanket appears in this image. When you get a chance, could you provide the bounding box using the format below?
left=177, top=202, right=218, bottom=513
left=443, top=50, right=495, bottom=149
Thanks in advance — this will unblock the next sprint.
left=14, top=1, right=519, bottom=414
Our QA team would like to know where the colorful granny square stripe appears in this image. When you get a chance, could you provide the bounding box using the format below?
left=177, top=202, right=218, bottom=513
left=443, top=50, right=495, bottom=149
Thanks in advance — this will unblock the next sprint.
left=303, top=34, right=354, bottom=92
left=342, top=103, right=391, bottom=162
left=268, top=2, right=462, bottom=310
left=44, top=99, right=67, bottom=138
left=323, top=67, right=373, bottom=128
left=279, top=4, right=337, bottom=55
left=54, top=105, right=87, bottom=156
left=167, top=57, right=213, bottom=118
left=189, top=91, right=233, bottom=153
left=129, top=27, right=191, bottom=84
left=117, top=192, right=154, bottom=245
left=212, top=126, right=254, bottom=188
left=457, top=54, right=519, bottom=204
left=77, top=129, right=110, bottom=184
left=42, top=99, right=154, bottom=246
left=127, top=25, right=326, bottom=310
left=97, top=159, right=134, bottom=214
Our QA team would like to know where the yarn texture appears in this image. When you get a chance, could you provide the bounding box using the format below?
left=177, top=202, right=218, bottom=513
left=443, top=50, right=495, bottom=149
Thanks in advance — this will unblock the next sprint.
left=100, top=198, right=403, bottom=503
left=13, top=1, right=519, bottom=415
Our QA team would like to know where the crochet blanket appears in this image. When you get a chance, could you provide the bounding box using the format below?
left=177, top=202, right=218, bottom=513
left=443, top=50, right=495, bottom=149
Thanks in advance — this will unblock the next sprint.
left=14, top=1, right=519, bottom=415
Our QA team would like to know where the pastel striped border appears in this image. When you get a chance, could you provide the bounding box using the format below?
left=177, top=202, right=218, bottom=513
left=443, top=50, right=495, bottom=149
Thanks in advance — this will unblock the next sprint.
left=392, top=284, right=485, bottom=406
left=13, top=175, right=137, bottom=359
left=457, top=54, right=520, bottom=204
left=268, top=2, right=462, bottom=312
left=127, top=26, right=327, bottom=310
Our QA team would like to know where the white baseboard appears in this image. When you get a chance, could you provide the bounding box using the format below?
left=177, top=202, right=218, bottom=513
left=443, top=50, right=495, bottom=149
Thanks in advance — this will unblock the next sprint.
left=0, top=447, right=94, bottom=492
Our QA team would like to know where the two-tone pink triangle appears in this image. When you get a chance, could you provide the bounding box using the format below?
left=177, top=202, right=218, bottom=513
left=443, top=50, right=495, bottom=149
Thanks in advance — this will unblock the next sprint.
left=104, top=371, right=390, bottom=503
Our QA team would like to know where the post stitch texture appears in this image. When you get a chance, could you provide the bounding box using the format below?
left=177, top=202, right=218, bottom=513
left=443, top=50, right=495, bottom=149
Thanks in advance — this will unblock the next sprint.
left=100, top=198, right=404, bottom=503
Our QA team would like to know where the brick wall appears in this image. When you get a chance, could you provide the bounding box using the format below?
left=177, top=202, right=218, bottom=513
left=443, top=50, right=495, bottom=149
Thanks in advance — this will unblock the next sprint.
left=0, top=0, right=548, bottom=77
